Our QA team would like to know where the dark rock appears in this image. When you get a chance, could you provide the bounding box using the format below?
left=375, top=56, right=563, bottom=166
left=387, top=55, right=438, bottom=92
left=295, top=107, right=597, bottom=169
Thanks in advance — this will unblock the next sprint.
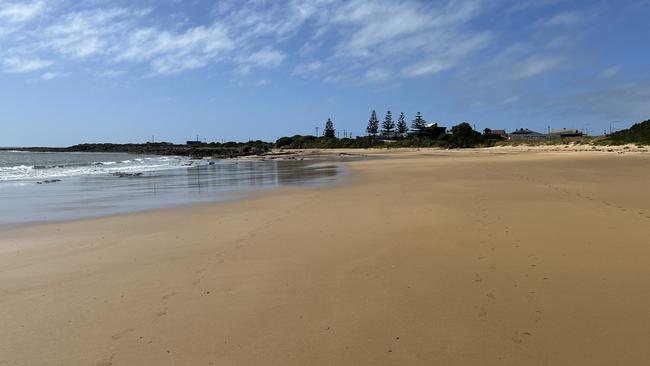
left=36, top=179, right=62, bottom=184
left=112, top=172, right=143, bottom=178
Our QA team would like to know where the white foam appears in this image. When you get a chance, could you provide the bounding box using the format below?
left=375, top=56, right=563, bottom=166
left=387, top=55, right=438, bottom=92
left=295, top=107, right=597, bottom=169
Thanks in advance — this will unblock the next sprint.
left=0, top=157, right=198, bottom=181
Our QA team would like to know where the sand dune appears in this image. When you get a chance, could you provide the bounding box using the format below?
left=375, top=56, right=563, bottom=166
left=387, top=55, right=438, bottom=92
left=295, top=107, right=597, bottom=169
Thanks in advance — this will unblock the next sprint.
left=2, top=150, right=650, bottom=365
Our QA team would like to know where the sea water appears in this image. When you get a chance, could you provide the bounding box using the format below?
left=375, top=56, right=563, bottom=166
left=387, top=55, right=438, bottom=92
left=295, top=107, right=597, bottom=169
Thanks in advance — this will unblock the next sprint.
left=0, top=151, right=340, bottom=224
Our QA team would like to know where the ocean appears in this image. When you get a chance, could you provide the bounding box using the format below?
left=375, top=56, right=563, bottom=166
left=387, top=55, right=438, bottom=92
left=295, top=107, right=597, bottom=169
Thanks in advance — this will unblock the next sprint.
left=0, top=151, right=339, bottom=224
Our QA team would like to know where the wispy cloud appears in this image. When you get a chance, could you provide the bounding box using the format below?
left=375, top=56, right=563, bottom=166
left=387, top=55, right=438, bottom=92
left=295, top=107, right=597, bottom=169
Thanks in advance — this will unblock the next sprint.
left=0, top=0, right=610, bottom=90
left=0, top=0, right=45, bottom=24
left=117, top=22, right=234, bottom=75
left=2, top=56, right=52, bottom=73
left=0, top=0, right=45, bottom=36
left=42, top=7, right=141, bottom=59
left=41, top=71, right=67, bottom=80
left=235, top=47, right=286, bottom=75
left=599, top=65, right=622, bottom=79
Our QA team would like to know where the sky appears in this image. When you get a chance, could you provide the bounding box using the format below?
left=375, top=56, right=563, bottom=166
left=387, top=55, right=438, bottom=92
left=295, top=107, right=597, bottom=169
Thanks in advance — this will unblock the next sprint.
left=1, top=0, right=649, bottom=146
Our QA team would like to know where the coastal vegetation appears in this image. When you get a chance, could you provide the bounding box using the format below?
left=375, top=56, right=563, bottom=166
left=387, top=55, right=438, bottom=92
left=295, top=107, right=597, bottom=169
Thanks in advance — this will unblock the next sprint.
left=597, top=119, right=650, bottom=145
left=3, top=141, right=273, bottom=158
left=276, top=111, right=505, bottom=149
left=276, top=113, right=650, bottom=150
left=4, top=115, right=648, bottom=156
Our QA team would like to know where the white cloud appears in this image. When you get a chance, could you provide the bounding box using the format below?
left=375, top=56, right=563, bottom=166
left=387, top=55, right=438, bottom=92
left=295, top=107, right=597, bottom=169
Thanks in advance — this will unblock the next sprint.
left=117, top=23, right=233, bottom=75
left=364, top=67, right=391, bottom=82
left=507, top=0, right=564, bottom=14
left=41, top=71, right=66, bottom=80
left=537, top=11, right=583, bottom=27
left=599, top=65, right=622, bottom=79
left=255, top=78, right=271, bottom=87
left=0, top=0, right=490, bottom=79
left=42, top=8, right=137, bottom=59
left=235, top=46, right=286, bottom=74
left=401, top=32, right=491, bottom=77
left=0, top=0, right=596, bottom=87
left=2, top=56, right=52, bottom=73
left=511, top=56, right=562, bottom=79
left=501, top=95, right=520, bottom=105
left=292, top=61, right=322, bottom=77
left=0, top=0, right=44, bottom=23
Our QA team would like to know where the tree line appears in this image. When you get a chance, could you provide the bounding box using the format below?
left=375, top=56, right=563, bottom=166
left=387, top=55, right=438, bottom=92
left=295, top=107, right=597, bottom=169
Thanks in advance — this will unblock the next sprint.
left=366, top=110, right=426, bottom=137
left=275, top=110, right=506, bottom=149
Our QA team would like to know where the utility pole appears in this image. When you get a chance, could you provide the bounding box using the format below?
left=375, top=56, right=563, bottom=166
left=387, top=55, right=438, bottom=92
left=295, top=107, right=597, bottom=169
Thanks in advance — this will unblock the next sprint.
left=315, top=126, right=319, bottom=137
left=609, top=121, right=623, bottom=134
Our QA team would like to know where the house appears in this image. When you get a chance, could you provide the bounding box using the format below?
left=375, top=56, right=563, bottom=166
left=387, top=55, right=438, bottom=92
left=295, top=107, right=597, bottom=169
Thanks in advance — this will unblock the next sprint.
left=379, top=131, right=404, bottom=140
left=489, top=129, right=507, bottom=137
left=549, top=128, right=583, bottom=137
left=186, top=140, right=206, bottom=145
left=508, top=128, right=558, bottom=141
left=408, top=123, right=447, bottom=139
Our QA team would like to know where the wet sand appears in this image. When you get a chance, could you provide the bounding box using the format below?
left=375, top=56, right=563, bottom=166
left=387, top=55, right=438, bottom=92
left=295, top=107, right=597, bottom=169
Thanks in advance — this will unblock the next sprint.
left=2, top=149, right=650, bottom=365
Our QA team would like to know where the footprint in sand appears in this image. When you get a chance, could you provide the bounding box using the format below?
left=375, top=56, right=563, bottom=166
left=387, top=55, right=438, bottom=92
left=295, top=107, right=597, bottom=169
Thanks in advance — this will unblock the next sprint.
left=162, top=292, right=179, bottom=301
left=95, top=353, right=116, bottom=366
left=511, top=332, right=532, bottom=344
left=111, top=328, right=134, bottom=341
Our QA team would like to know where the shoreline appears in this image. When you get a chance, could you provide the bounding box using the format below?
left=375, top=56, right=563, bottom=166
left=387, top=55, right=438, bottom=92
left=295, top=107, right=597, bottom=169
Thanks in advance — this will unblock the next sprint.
left=2, top=149, right=650, bottom=365
left=2, top=147, right=647, bottom=228
left=0, top=155, right=348, bottom=225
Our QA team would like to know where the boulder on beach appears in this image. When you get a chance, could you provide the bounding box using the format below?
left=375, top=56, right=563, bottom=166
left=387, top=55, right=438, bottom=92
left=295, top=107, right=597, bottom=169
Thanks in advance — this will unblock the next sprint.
left=112, top=172, right=143, bottom=178
left=36, top=179, right=62, bottom=184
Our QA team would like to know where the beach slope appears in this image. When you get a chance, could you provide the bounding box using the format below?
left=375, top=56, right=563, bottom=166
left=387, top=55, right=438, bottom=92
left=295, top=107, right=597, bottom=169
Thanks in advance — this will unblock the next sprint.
left=2, top=150, right=650, bottom=365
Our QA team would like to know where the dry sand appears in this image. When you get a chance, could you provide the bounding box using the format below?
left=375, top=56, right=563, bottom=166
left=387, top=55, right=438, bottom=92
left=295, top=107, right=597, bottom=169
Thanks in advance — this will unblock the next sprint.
left=2, top=149, right=650, bottom=365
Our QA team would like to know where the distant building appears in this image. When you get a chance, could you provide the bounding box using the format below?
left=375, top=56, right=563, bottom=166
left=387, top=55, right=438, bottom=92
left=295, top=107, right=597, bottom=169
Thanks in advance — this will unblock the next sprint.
left=408, top=123, right=447, bottom=139
left=186, top=140, right=206, bottom=145
left=489, top=129, right=507, bottom=137
left=508, top=128, right=558, bottom=141
left=549, top=128, right=583, bottom=137
left=379, top=131, right=404, bottom=140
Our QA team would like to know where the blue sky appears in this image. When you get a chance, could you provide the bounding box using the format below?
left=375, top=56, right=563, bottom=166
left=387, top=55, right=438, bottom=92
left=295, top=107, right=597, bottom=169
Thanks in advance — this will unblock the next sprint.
left=1, top=0, right=649, bottom=146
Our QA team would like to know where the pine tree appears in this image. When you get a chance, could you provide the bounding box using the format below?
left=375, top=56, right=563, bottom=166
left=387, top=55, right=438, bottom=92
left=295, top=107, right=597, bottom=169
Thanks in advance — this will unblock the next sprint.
left=411, top=112, right=426, bottom=131
left=324, top=118, right=335, bottom=138
left=397, top=112, right=408, bottom=135
left=382, top=110, right=394, bottom=136
left=366, top=110, right=379, bottom=136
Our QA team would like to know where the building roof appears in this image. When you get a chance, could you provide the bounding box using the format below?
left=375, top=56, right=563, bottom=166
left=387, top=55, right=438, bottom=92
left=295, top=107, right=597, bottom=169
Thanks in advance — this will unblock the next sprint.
left=550, top=129, right=581, bottom=135
left=510, top=128, right=542, bottom=135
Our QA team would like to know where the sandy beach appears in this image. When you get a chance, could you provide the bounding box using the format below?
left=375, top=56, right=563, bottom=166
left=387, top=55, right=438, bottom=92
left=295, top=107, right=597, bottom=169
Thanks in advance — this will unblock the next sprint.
left=2, top=149, right=650, bottom=365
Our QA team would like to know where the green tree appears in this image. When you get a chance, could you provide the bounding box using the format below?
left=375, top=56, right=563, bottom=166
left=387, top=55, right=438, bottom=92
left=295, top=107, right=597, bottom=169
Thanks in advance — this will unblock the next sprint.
left=448, top=122, right=482, bottom=148
left=411, top=112, right=426, bottom=131
left=382, top=110, right=394, bottom=136
left=324, top=118, right=335, bottom=138
left=397, top=112, right=408, bottom=135
left=366, top=110, right=379, bottom=136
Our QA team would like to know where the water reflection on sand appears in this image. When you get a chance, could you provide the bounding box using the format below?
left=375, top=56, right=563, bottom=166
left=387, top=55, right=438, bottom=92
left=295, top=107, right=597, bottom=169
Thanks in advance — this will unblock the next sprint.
left=0, top=159, right=340, bottom=224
